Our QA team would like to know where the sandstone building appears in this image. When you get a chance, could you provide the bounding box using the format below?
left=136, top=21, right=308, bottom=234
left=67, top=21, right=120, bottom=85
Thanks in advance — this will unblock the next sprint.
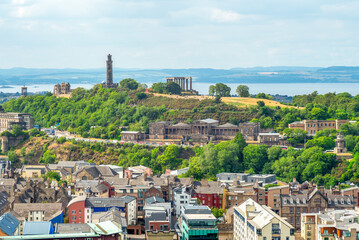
left=149, top=118, right=261, bottom=142
left=0, top=112, right=34, bottom=133
left=53, top=82, right=71, bottom=95
left=289, top=119, right=349, bottom=135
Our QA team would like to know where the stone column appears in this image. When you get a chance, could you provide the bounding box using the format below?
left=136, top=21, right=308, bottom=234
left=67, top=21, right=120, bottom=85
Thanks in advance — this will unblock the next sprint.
left=190, top=77, right=192, bottom=91
left=186, top=78, right=188, bottom=91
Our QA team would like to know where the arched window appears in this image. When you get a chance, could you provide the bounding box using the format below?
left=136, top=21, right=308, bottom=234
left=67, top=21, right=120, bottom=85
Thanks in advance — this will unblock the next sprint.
left=82, top=176, right=87, bottom=180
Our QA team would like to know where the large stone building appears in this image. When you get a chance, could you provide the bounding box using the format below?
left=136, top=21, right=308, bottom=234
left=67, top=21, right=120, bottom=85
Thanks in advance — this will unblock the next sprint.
left=149, top=118, right=261, bottom=142
left=289, top=119, right=349, bottom=135
left=0, top=112, right=34, bottom=133
left=53, top=82, right=71, bottom=95
left=166, top=77, right=198, bottom=94
left=102, top=54, right=118, bottom=88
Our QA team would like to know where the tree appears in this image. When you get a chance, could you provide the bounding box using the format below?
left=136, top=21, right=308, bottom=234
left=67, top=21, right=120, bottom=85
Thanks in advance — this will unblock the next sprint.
left=209, top=85, right=216, bottom=96
left=208, top=83, right=231, bottom=97
left=151, top=82, right=166, bottom=93
left=136, top=92, right=147, bottom=100
left=45, top=171, right=61, bottom=182
left=257, top=101, right=265, bottom=108
left=243, top=145, right=268, bottom=173
left=166, top=82, right=181, bottom=95
left=120, top=78, right=139, bottom=90
left=236, top=85, right=250, bottom=97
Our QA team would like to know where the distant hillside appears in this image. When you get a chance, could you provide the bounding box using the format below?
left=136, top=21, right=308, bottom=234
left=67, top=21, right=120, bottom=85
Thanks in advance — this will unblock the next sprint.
left=1, top=66, right=359, bottom=86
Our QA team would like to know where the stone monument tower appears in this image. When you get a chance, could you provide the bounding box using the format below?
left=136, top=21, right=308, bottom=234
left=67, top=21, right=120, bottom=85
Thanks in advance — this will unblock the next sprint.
left=21, top=86, right=27, bottom=97
left=334, top=133, right=347, bottom=153
left=103, top=54, right=118, bottom=88
left=106, top=54, right=113, bottom=85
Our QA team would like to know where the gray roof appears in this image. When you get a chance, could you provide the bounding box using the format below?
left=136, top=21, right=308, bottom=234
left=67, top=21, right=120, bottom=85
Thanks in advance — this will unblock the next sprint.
left=0, top=191, right=10, bottom=211
left=75, top=166, right=118, bottom=178
left=183, top=206, right=212, bottom=215
left=85, top=196, right=135, bottom=208
left=55, top=223, right=93, bottom=234
left=217, top=123, right=237, bottom=128
left=75, top=180, right=109, bottom=193
left=145, top=196, right=165, bottom=205
left=199, top=118, right=219, bottom=124
left=12, top=203, right=63, bottom=219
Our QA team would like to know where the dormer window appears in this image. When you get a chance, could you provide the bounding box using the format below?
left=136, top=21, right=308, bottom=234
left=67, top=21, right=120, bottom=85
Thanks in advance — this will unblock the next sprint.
left=296, top=198, right=300, bottom=204
left=334, top=199, right=338, bottom=204
left=284, top=199, right=287, bottom=204
left=347, top=199, right=351, bottom=204
left=328, top=199, right=331, bottom=204
left=290, top=198, right=293, bottom=204
left=341, top=199, right=344, bottom=204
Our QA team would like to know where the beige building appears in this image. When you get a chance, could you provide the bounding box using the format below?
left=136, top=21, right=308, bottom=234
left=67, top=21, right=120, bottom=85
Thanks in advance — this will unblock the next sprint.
left=20, top=165, right=49, bottom=179
left=301, top=209, right=359, bottom=240
left=0, top=112, right=34, bottom=133
left=53, top=82, right=71, bottom=95
left=12, top=202, right=63, bottom=234
left=288, top=119, right=349, bottom=135
left=233, top=198, right=295, bottom=240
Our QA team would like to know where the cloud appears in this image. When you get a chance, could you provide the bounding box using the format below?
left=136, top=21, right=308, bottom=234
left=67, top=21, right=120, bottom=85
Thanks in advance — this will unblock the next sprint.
left=210, top=8, right=243, bottom=23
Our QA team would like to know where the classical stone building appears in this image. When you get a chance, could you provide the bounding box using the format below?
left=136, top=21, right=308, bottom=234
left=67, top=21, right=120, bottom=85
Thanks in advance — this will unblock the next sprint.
left=102, top=54, right=118, bottom=88
left=289, top=119, right=349, bottom=135
left=53, top=82, right=71, bottom=95
left=149, top=118, right=261, bottom=143
left=0, top=112, right=34, bottom=133
left=166, top=77, right=197, bottom=93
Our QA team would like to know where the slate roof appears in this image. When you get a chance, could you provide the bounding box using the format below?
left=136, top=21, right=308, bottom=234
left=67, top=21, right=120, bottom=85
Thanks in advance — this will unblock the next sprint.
left=85, top=196, right=135, bottom=208
left=75, top=166, right=118, bottom=178
left=75, top=180, right=109, bottom=193
left=12, top=203, right=63, bottom=220
left=0, top=212, right=19, bottom=236
left=55, top=223, right=93, bottom=234
left=193, top=181, right=224, bottom=194
left=0, top=191, right=10, bottom=211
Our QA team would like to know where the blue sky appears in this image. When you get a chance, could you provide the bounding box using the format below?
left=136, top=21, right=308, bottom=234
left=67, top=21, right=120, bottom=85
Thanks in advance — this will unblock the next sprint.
left=0, top=0, right=358, bottom=68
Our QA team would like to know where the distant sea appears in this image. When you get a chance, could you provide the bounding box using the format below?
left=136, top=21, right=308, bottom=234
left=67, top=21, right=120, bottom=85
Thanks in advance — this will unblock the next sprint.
left=1, top=82, right=359, bottom=96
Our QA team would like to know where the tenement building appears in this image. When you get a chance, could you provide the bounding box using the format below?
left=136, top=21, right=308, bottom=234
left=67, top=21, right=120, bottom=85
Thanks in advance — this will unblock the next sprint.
left=149, top=118, right=261, bottom=142
left=289, top=119, right=349, bottom=135
left=0, top=112, right=34, bottom=133
left=53, top=82, right=71, bottom=95
left=233, top=198, right=295, bottom=240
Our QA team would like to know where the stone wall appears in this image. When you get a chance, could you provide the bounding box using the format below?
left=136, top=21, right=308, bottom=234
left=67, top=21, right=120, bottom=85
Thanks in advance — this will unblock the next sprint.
left=1, top=135, right=25, bottom=152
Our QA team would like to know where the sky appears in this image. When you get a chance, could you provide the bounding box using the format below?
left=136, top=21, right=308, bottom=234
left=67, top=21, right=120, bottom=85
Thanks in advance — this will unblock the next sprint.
left=0, top=0, right=359, bottom=69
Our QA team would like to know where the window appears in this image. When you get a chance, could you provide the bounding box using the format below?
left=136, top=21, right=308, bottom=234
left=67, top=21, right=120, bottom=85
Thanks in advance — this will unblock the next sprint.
left=72, top=210, right=76, bottom=214
left=307, top=225, right=312, bottom=230
left=256, top=229, right=262, bottom=235
left=290, top=207, right=293, bottom=214
left=286, top=237, right=289, bottom=240
left=130, top=189, right=134, bottom=193
left=72, top=216, right=76, bottom=220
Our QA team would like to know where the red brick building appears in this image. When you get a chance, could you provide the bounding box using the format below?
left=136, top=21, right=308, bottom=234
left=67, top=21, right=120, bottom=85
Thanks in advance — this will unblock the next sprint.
left=192, top=180, right=224, bottom=209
